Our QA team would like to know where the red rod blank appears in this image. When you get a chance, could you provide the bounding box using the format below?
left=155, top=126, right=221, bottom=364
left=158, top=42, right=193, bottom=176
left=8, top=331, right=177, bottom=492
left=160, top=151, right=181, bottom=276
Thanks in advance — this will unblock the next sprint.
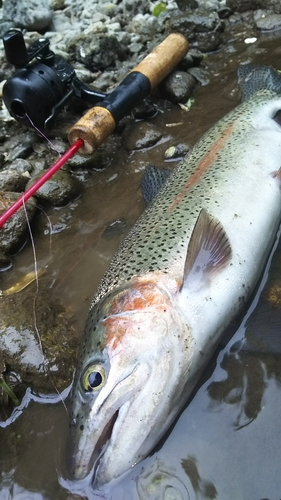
left=0, top=138, right=84, bottom=229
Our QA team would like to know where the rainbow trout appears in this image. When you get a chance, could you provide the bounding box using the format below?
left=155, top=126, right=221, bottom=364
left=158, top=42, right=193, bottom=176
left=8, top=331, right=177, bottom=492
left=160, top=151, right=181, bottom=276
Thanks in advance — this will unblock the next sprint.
left=68, top=65, right=281, bottom=487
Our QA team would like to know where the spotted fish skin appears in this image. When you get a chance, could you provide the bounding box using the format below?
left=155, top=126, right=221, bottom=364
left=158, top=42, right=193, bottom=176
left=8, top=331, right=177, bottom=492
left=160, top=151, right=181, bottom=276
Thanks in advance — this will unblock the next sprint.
left=68, top=66, right=281, bottom=487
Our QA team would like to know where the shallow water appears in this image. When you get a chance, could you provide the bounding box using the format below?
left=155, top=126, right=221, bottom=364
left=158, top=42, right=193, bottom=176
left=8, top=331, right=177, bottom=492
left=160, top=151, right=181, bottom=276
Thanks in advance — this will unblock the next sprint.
left=1, top=31, right=281, bottom=499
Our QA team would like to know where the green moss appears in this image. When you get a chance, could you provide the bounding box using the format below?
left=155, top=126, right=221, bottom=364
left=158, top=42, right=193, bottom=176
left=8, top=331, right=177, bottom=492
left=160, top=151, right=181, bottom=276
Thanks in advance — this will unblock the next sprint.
left=152, top=2, right=166, bottom=16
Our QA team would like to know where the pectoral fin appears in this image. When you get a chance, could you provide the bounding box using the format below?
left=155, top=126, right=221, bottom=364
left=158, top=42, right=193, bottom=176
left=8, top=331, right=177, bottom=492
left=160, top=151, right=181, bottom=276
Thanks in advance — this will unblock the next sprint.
left=183, top=209, right=232, bottom=291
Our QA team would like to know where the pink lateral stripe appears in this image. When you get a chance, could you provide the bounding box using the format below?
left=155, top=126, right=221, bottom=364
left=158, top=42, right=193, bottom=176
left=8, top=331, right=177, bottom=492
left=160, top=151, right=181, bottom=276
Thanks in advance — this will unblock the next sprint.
left=167, top=122, right=235, bottom=213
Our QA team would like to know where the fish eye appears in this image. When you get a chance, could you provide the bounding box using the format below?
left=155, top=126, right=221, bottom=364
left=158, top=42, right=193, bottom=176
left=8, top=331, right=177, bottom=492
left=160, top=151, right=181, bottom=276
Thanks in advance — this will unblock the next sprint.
left=81, top=365, right=106, bottom=392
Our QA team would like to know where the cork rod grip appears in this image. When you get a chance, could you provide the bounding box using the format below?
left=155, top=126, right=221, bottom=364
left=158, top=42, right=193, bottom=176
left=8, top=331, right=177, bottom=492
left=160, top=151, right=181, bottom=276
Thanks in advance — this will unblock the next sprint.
left=68, top=107, right=115, bottom=155
left=68, top=33, right=188, bottom=154
left=133, top=33, right=188, bottom=89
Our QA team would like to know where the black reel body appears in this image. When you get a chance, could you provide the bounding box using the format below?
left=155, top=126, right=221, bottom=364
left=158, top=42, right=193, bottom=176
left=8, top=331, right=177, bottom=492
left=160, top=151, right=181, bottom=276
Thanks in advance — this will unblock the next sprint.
left=2, top=29, right=107, bottom=130
left=3, top=59, right=73, bottom=130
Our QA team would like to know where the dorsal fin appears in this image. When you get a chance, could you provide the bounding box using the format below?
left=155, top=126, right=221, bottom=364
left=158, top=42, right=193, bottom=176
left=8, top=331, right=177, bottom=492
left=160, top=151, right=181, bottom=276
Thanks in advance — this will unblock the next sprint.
left=238, top=64, right=281, bottom=101
left=141, top=165, right=171, bottom=206
left=183, top=209, right=232, bottom=291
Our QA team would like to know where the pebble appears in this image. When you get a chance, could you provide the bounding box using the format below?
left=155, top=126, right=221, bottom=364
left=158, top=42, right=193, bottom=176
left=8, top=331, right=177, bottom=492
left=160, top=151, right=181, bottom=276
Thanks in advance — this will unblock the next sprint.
left=160, top=71, right=197, bottom=103
left=169, top=8, right=224, bottom=52
left=226, top=0, right=263, bottom=12
left=0, top=159, right=32, bottom=192
left=164, top=143, right=190, bottom=160
left=123, top=122, right=162, bottom=151
left=254, top=10, right=281, bottom=31
left=0, top=191, right=37, bottom=254
left=2, top=0, right=53, bottom=30
left=3, top=131, right=39, bottom=162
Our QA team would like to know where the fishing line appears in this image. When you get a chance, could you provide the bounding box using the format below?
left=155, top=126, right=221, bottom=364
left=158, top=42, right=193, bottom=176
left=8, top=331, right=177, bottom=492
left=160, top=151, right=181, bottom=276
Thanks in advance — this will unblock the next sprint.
left=36, top=205, right=53, bottom=258
left=24, top=111, right=62, bottom=156
left=22, top=198, right=43, bottom=357
left=22, top=204, right=70, bottom=415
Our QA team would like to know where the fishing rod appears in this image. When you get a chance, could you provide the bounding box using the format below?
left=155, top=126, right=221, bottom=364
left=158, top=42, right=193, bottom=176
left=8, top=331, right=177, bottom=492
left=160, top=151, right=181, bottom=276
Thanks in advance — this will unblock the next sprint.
left=0, top=31, right=188, bottom=228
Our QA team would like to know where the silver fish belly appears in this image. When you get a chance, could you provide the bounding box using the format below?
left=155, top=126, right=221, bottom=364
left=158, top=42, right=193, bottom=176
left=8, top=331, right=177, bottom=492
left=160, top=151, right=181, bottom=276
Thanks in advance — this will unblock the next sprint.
left=67, top=65, right=281, bottom=487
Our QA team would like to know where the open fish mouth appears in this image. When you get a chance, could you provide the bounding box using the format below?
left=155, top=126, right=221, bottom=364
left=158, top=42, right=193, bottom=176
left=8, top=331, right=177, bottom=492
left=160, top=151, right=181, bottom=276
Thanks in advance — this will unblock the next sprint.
left=89, top=409, right=119, bottom=478
left=68, top=404, right=124, bottom=482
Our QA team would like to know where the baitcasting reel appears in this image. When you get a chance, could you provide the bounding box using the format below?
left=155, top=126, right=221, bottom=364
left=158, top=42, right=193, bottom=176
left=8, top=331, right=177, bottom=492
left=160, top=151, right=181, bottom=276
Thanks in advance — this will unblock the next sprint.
left=2, top=29, right=107, bottom=130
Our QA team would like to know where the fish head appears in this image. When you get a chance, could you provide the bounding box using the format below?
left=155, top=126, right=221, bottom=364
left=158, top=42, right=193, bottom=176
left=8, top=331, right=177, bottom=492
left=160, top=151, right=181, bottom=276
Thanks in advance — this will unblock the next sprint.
left=67, top=276, right=192, bottom=486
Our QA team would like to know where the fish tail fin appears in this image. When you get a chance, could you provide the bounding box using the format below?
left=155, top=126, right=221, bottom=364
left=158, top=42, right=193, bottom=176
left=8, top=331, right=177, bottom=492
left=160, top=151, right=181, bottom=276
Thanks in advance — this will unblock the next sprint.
left=238, top=64, right=281, bottom=101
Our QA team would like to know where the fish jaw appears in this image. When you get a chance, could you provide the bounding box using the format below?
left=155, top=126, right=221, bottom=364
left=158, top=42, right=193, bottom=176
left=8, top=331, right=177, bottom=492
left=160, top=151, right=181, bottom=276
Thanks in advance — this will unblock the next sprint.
left=68, top=359, right=151, bottom=482
left=68, top=277, right=192, bottom=485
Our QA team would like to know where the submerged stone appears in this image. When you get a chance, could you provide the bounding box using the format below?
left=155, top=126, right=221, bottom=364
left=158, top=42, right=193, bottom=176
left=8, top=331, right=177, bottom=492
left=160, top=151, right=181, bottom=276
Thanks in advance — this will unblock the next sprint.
left=123, top=122, right=162, bottom=151
left=0, top=191, right=36, bottom=255
left=25, top=170, right=81, bottom=206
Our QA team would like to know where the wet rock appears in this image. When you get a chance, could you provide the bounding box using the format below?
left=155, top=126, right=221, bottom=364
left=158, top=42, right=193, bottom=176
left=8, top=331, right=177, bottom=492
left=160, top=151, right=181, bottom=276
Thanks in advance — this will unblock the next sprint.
left=182, top=48, right=205, bottom=69
left=164, top=143, right=190, bottom=160
left=30, top=159, right=48, bottom=175
left=193, top=31, right=223, bottom=52
left=132, top=100, right=158, bottom=120
left=171, top=8, right=224, bottom=33
left=0, top=159, right=32, bottom=192
left=74, top=33, right=128, bottom=72
left=123, top=122, right=162, bottom=150
left=3, top=131, right=39, bottom=163
left=67, top=153, right=104, bottom=170
left=169, top=9, right=224, bottom=52
left=176, top=0, right=198, bottom=9
left=25, top=169, right=81, bottom=206
left=225, top=0, right=263, bottom=12
left=0, top=191, right=37, bottom=255
left=2, top=0, right=53, bottom=31
left=254, top=10, right=281, bottom=31
left=47, top=137, right=68, bottom=155
left=160, top=71, right=197, bottom=103
left=188, top=66, right=210, bottom=86
left=69, top=148, right=114, bottom=171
